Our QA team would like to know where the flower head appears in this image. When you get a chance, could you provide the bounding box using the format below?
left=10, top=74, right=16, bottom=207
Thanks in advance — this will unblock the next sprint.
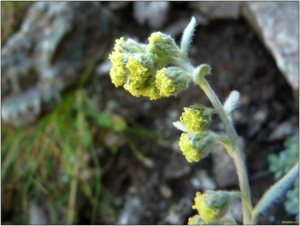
left=148, top=32, right=181, bottom=58
left=109, top=38, right=150, bottom=88
left=192, top=191, right=231, bottom=224
left=179, top=132, right=214, bottom=162
left=155, top=67, right=192, bottom=97
left=180, top=104, right=211, bottom=132
left=113, top=37, right=147, bottom=54
left=123, top=54, right=156, bottom=97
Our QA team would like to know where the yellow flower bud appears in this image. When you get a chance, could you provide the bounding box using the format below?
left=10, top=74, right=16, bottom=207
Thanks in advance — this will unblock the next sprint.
left=123, top=58, right=148, bottom=96
left=148, top=32, right=181, bottom=58
left=113, top=37, right=146, bottom=54
left=155, top=67, right=192, bottom=97
left=180, top=104, right=211, bottom=132
left=110, top=65, right=129, bottom=87
left=109, top=37, right=151, bottom=88
left=192, top=191, right=231, bottom=224
left=179, top=132, right=214, bottom=163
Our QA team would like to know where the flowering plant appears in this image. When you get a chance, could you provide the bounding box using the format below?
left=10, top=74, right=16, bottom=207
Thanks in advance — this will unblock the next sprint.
left=109, top=17, right=298, bottom=224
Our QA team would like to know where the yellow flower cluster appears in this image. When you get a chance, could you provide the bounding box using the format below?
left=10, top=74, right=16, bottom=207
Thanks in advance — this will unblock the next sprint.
left=190, top=191, right=231, bottom=224
left=109, top=37, right=161, bottom=100
left=179, top=132, right=214, bottom=163
left=109, top=34, right=192, bottom=100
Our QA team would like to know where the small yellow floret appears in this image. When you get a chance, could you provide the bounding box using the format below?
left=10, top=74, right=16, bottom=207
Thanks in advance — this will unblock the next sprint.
left=192, top=191, right=231, bottom=224
left=109, top=48, right=128, bottom=87
left=148, top=32, right=163, bottom=49
left=155, top=67, right=191, bottom=97
left=126, top=56, right=148, bottom=77
left=110, top=66, right=127, bottom=87
left=155, top=68, right=175, bottom=97
left=179, top=133, right=202, bottom=162
left=147, top=32, right=180, bottom=58
left=114, top=37, right=125, bottom=53
left=123, top=56, right=150, bottom=96
left=123, top=55, right=161, bottom=99
left=192, top=192, right=218, bottom=224
left=180, top=105, right=211, bottom=132
left=179, top=132, right=214, bottom=163
left=142, top=84, right=161, bottom=100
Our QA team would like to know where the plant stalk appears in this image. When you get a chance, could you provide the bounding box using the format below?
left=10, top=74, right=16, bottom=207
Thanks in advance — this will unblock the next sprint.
left=198, top=77, right=253, bottom=224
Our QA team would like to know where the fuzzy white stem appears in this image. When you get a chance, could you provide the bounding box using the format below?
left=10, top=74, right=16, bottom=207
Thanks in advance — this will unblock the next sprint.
left=197, top=75, right=253, bottom=224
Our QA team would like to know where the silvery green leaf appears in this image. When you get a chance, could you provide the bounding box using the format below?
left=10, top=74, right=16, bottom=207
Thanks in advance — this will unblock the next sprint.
left=180, top=16, right=196, bottom=57
left=251, top=162, right=299, bottom=223
left=223, top=90, right=240, bottom=115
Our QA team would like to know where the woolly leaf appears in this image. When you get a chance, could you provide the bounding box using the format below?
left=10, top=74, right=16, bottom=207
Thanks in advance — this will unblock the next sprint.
left=252, top=163, right=299, bottom=223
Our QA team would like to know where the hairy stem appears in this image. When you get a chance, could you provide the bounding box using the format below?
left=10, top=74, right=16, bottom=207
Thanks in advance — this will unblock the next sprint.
left=198, top=77, right=253, bottom=224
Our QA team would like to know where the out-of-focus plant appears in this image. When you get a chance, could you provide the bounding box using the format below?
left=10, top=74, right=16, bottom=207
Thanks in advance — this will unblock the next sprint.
left=1, top=64, right=128, bottom=224
left=268, top=136, right=299, bottom=220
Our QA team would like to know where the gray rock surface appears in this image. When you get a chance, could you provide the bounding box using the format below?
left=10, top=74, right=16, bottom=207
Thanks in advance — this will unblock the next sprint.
left=133, top=2, right=170, bottom=29
left=190, top=1, right=299, bottom=101
left=118, top=195, right=142, bottom=224
left=29, top=201, right=48, bottom=225
left=242, top=2, right=299, bottom=94
left=2, top=2, right=113, bottom=127
left=189, top=2, right=241, bottom=20
left=210, top=137, right=245, bottom=188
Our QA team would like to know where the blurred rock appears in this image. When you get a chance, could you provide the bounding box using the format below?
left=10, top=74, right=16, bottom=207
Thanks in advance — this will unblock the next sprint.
left=253, top=108, right=268, bottom=124
left=159, top=198, right=193, bottom=224
left=211, top=137, right=245, bottom=188
left=269, top=118, right=298, bottom=141
left=247, top=107, right=268, bottom=138
left=242, top=2, right=299, bottom=96
left=164, top=153, right=191, bottom=180
left=160, top=184, right=173, bottom=198
left=96, top=59, right=112, bottom=77
left=2, top=2, right=113, bottom=127
left=163, top=17, right=205, bottom=38
left=107, top=1, right=130, bottom=11
left=230, top=198, right=243, bottom=224
left=118, top=196, right=142, bottom=224
left=133, top=2, right=170, bottom=28
left=104, top=131, right=126, bottom=148
left=163, top=15, right=208, bottom=38
left=29, top=201, right=48, bottom=225
left=190, top=2, right=241, bottom=20
left=191, top=169, right=216, bottom=190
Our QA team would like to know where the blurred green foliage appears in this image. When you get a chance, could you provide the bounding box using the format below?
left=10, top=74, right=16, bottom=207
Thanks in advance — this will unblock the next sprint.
left=1, top=64, right=127, bottom=224
left=268, top=136, right=299, bottom=219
